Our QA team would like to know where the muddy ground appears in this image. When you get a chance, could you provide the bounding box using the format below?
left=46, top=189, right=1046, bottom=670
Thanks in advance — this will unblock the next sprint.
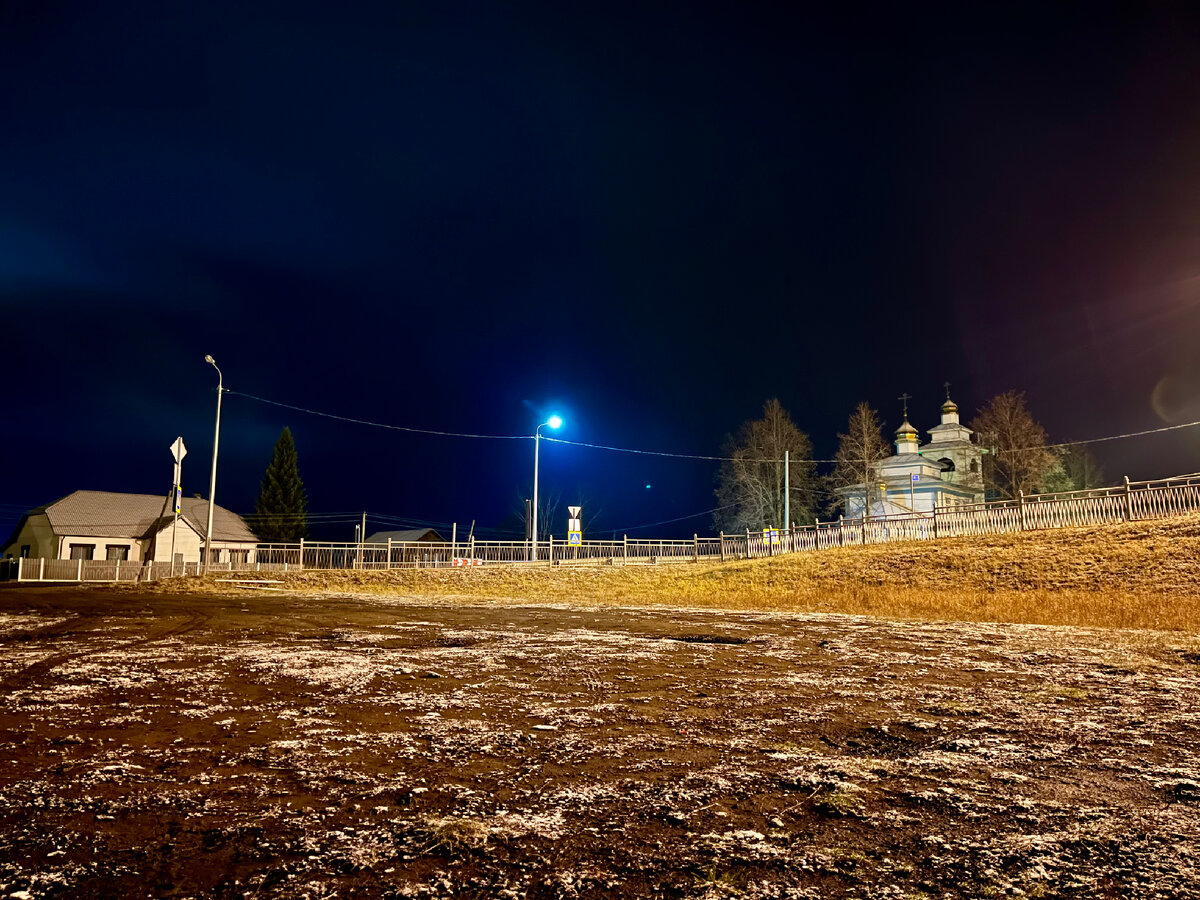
left=1, top=585, right=1199, bottom=899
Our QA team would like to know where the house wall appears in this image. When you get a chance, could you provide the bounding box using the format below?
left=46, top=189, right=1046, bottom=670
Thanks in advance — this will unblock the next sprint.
left=57, top=535, right=142, bottom=561
left=146, top=524, right=257, bottom=564
left=2, top=514, right=57, bottom=558
left=150, top=522, right=204, bottom=563
left=203, top=542, right=259, bottom=564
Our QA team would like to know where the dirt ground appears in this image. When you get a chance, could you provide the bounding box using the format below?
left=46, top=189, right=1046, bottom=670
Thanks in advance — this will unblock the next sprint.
left=2, top=585, right=1200, bottom=899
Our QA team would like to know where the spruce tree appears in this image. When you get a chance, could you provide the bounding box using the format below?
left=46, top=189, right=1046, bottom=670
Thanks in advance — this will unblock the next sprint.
left=254, top=427, right=308, bottom=542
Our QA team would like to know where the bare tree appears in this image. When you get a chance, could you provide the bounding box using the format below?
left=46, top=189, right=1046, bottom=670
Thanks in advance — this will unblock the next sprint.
left=969, top=391, right=1056, bottom=499
left=714, top=398, right=817, bottom=532
left=828, top=402, right=890, bottom=514
left=509, top=489, right=603, bottom=541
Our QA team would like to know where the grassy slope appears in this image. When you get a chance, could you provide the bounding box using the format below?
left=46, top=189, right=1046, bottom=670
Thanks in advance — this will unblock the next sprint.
left=177, top=514, right=1200, bottom=631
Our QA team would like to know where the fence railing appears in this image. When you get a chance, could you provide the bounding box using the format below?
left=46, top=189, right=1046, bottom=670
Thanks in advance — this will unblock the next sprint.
left=7, top=473, right=1200, bottom=583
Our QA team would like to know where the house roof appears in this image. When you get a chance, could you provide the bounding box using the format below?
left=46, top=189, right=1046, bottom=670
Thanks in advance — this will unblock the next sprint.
left=33, top=491, right=257, bottom=542
left=364, top=528, right=446, bottom=544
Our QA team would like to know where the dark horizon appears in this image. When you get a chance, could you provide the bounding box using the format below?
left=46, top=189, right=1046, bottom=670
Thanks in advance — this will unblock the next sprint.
left=4, top=2, right=1200, bottom=541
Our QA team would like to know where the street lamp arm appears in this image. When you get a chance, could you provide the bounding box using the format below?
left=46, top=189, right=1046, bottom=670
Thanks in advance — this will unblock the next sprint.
left=530, top=414, right=563, bottom=562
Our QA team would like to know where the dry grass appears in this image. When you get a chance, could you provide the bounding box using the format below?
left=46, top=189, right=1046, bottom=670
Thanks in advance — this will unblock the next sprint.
left=156, top=514, right=1200, bottom=632
left=420, top=816, right=490, bottom=852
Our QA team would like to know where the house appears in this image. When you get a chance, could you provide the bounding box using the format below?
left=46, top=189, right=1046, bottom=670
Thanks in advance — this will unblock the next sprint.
left=838, top=394, right=986, bottom=516
left=364, top=528, right=449, bottom=567
left=363, top=528, right=446, bottom=544
left=1, top=490, right=259, bottom=565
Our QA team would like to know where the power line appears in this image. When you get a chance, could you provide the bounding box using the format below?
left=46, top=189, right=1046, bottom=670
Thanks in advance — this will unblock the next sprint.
left=228, top=391, right=529, bottom=440
left=228, top=389, right=1200, bottom=463
left=1014, top=419, right=1200, bottom=454
left=541, top=436, right=760, bottom=462
left=611, top=503, right=740, bottom=534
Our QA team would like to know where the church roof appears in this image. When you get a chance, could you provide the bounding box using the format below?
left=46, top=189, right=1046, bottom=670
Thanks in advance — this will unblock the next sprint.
left=895, top=417, right=918, bottom=437
left=941, top=398, right=958, bottom=414
left=921, top=424, right=969, bottom=441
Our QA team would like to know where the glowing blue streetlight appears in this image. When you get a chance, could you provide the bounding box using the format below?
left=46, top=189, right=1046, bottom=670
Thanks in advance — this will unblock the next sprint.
left=531, top=415, right=563, bottom=562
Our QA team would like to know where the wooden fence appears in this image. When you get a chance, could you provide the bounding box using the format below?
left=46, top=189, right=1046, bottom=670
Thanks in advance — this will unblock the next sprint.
left=5, top=473, right=1200, bottom=583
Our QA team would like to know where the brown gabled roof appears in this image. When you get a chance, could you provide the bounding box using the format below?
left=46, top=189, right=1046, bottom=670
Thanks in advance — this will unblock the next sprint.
left=364, top=528, right=446, bottom=544
left=38, top=491, right=258, bottom=542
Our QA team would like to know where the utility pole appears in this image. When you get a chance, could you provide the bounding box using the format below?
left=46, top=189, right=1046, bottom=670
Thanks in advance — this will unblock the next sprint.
left=203, top=356, right=223, bottom=573
left=783, top=450, right=789, bottom=533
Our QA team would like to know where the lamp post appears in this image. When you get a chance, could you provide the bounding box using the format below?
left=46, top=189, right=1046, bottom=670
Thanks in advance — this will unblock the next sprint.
left=203, top=355, right=223, bottom=573
left=531, top=415, right=562, bottom=562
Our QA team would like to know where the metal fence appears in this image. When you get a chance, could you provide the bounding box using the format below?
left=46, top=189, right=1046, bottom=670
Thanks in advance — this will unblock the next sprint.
left=6, top=473, right=1200, bottom=583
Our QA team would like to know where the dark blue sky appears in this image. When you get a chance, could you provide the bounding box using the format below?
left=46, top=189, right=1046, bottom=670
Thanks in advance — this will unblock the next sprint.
left=4, top=2, right=1200, bottom=540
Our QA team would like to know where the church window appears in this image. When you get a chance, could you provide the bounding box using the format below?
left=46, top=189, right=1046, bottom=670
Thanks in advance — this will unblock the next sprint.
left=938, top=457, right=955, bottom=473
left=969, top=459, right=979, bottom=474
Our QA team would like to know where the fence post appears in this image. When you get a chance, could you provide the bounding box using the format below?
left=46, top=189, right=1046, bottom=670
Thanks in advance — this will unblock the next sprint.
left=468, top=535, right=475, bottom=562
left=40, top=558, right=45, bottom=581
left=1018, top=491, right=1026, bottom=531
left=839, top=516, right=844, bottom=547
left=1124, top=475, right=1133, bottom=521
left=693, top=533, right=699, bottom=563
left=77, top=558, right=83, bottom=582
left=298, top=538, right=305, bottom=571
left=746, top=528, right=751, bottom=559
left=719, top=532, right=725, bottom=562
left=548, top=535, right=554, bottom=566
left=932, top=504, right=939, bottom=540
left=387, top=538, right=393, bottom=570
left=623, top=534, right=628, bottom=564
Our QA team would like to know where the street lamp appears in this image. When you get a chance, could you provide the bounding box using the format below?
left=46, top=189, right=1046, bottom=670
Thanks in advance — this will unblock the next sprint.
left=531, top=415, right=562, bottom=562
left=203, top=355, right=223, bottom=573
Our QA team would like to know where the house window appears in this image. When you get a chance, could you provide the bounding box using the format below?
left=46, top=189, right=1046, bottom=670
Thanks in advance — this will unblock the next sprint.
left=19, top=545, right=30, bottom=558
left=69, top=544, right=94, bottom=560
left=105, top=545, right=129, bottom=561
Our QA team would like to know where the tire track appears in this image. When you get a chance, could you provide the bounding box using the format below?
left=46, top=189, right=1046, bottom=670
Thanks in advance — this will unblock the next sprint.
left=0, top=611, right=211, bottom=691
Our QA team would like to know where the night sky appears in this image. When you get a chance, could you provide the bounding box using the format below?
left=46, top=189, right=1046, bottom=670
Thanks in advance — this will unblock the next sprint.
left=4, top=2, right=1200, bottom=541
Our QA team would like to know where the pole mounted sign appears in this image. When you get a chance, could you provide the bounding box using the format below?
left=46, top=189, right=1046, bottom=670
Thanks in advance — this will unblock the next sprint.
left=567, top=506, right=582, bottom=546
left=170, top=437, right=188, bottom=513
left=169, top=437, right=187, bottom=575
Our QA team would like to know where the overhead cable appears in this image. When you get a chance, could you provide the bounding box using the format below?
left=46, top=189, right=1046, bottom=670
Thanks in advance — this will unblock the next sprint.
left=227, top=389, right=1200, bottom=463
left=228, top=391, right=529, bottom=440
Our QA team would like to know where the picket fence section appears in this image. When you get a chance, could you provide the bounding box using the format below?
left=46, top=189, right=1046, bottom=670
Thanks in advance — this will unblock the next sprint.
left=6, top=473, right=1200, bottom=583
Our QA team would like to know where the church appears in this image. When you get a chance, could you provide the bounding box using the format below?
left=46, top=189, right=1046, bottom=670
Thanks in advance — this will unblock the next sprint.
left=838, top=393, right=986, bottom=517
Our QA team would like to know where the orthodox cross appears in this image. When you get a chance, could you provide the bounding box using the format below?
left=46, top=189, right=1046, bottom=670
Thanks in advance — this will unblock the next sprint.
left=944, top=381, right=952, bottom=400
left=898, top=392, right=911, bottom=419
